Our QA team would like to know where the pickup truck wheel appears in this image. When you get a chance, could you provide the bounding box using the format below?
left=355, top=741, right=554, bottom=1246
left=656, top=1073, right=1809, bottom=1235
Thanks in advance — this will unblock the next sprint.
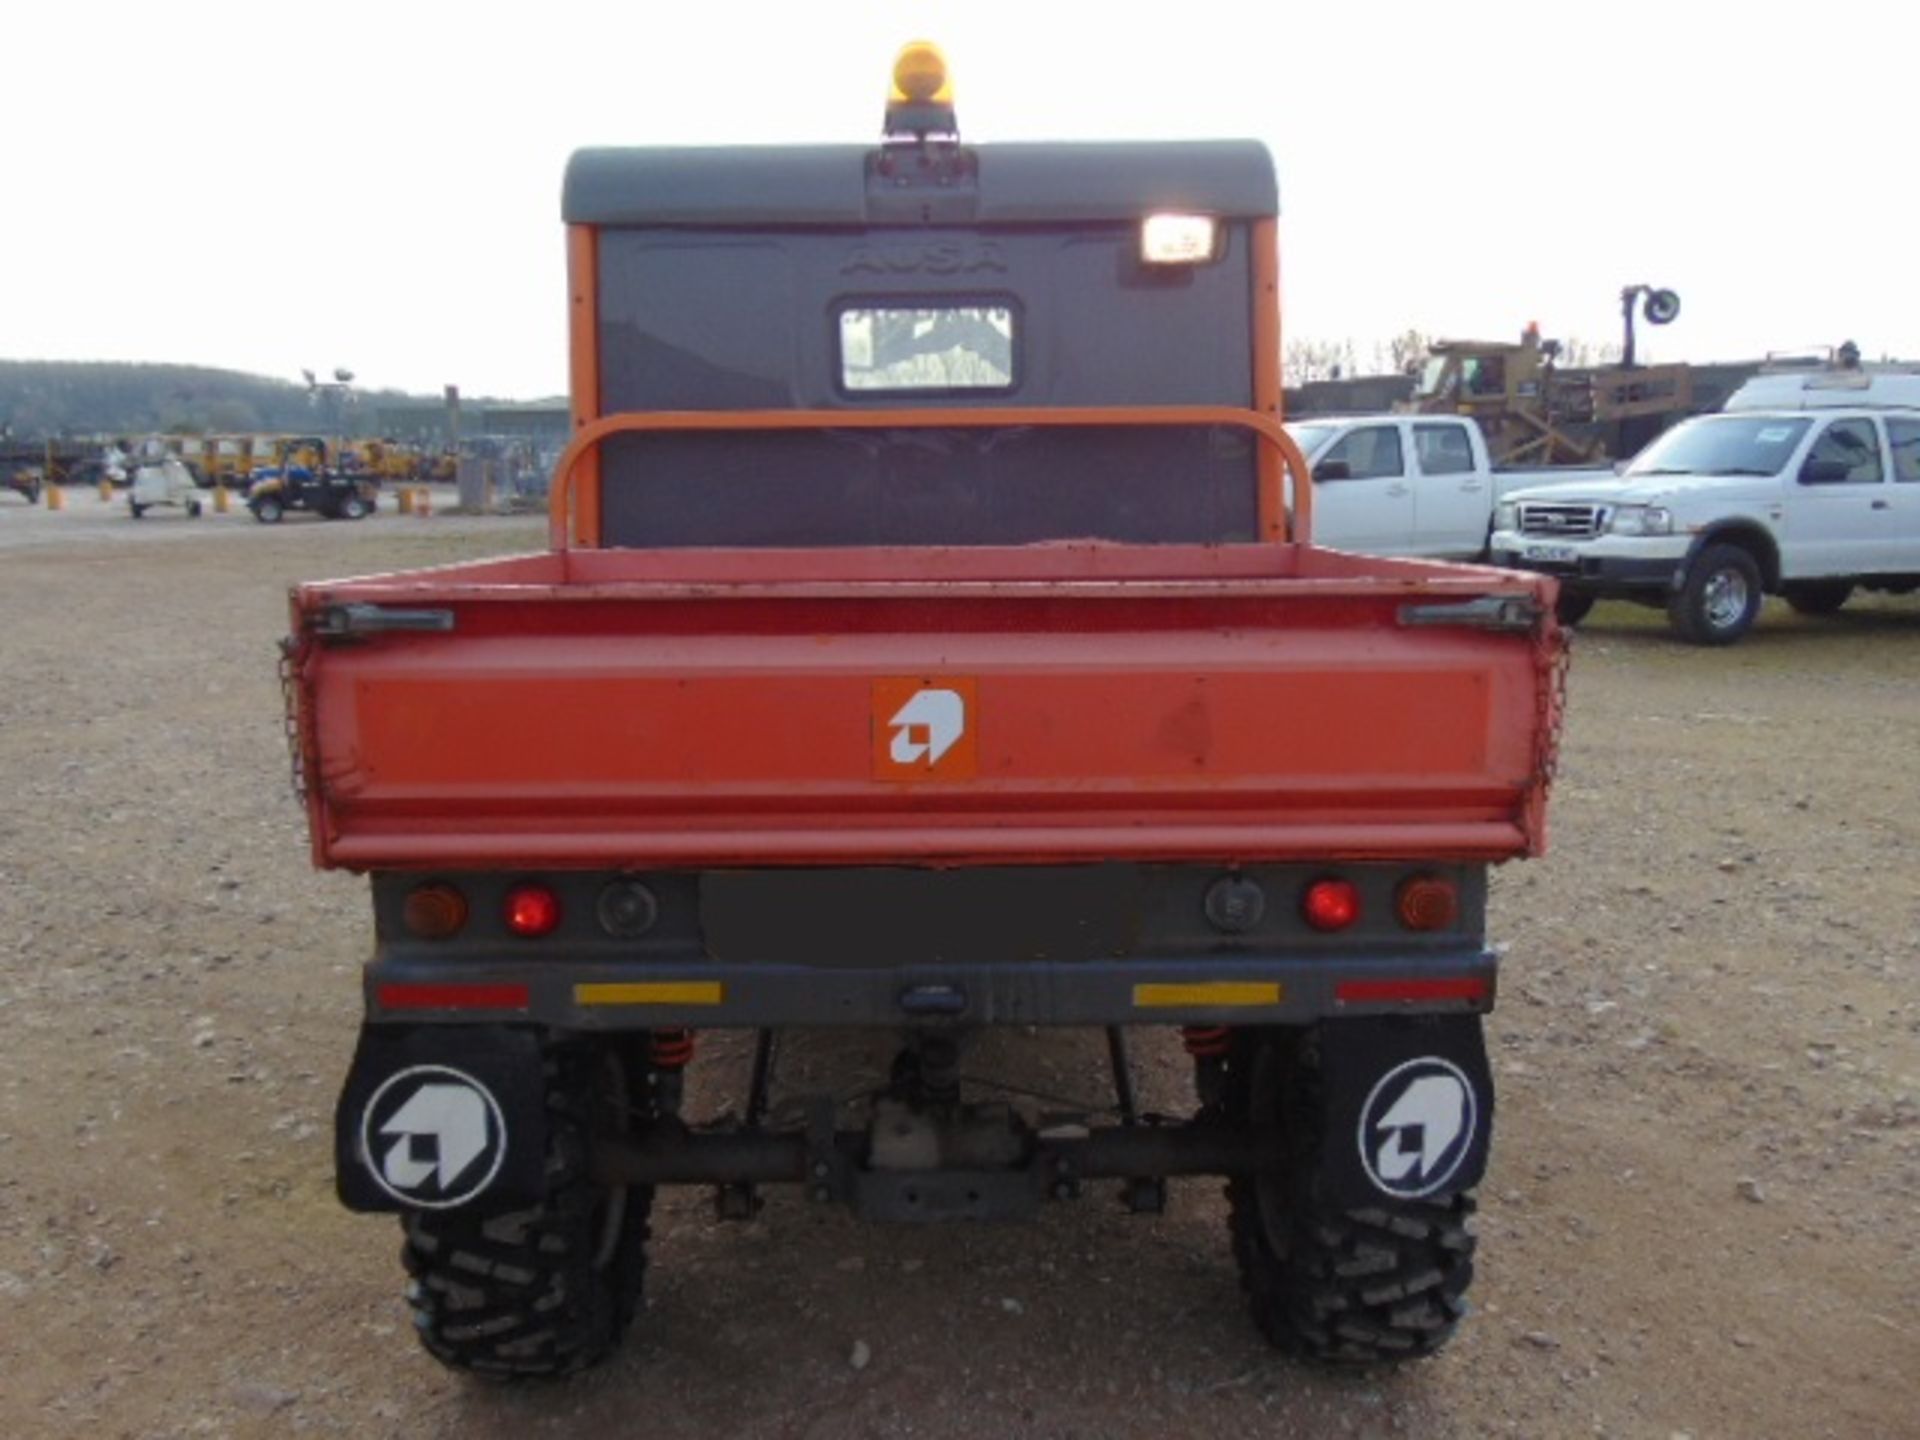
left=401, top=1041, right=653, bottom=1378
left=1223, top=1029, right=1475, bottom=1365
left=1553, top=592, right=1595, bottom=627
left=1667, top=543, right=1762, bottom=645
left=1784, top=581, right=1852, bottom=616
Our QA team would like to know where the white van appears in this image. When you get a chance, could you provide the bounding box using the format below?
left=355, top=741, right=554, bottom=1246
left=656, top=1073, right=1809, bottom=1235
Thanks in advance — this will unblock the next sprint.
left=128, top=459, right=205, bottom=519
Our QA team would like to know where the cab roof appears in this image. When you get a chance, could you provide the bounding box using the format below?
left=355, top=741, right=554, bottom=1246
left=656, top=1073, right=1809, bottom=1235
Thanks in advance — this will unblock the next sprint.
left=1700, top=405, right=1920, bottom=421
left=1726, top=369, right=1920, bottom=412
left=562, top=141, right=1278, bottom=226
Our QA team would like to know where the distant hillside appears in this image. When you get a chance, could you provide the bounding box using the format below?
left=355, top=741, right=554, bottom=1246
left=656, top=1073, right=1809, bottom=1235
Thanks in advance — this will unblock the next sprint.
left=0, top=360, right=427, bottom=439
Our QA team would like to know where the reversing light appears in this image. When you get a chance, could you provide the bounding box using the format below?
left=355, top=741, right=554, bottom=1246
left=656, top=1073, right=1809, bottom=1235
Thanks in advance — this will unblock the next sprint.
left=1301, top=878, right=1361, bottom=932
left=1204, top=875, right=1267, bottom=934
left=1395, top=875, right=1460, bottom=932
left=596, top=879, right=659, bottom=939
left=402, top=883, right=468, bottom=941
left=504, top=884, right=562, bottom=938
left=1142, top=213, right=1219, bottom=265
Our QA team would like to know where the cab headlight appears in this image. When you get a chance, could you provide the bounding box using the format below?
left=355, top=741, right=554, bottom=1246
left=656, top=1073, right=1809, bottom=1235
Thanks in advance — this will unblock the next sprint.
left=1609, top=505, right=1674, bottom=536
left=1494, top=501, right=1519, bottom=533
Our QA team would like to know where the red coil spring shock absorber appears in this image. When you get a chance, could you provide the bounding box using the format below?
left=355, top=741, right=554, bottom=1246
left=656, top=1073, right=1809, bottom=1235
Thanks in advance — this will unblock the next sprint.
left=1182, top=1025, right=1232, bottom=1109
left=647, top=1027, right=696, bottom=1119
left=1180, top=1026, right=1232, bottom=1060
left=650, top=1028, right=696, bottom=1070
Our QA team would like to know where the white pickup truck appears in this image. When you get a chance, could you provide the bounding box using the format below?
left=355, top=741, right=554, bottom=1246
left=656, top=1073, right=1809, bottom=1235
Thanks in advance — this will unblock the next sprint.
left=1284, top=414, right=1608, bottom=559
left=1489, top=371, right=1920, bottom=643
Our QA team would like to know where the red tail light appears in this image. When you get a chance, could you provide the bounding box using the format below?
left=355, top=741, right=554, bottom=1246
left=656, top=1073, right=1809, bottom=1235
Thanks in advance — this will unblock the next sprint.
left=1301, top=877, right=1361, bottom=932
left=504, top=884, right=562, bottom=938
left=402, top=883, right=468, bottom=940
left=1395, top=875, right=1460, bottom=931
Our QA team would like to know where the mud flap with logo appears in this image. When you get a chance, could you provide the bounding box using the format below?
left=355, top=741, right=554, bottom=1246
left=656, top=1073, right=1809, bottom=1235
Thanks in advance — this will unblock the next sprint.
left=333, top=1026, right=550, bottom=1214
left=1315, top=1015, right=1494, bottom=1209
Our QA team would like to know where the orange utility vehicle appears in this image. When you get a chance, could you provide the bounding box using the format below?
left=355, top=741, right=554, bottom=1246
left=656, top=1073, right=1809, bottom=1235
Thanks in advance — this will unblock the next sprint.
left=290, top=46, right=1567, bottom=1378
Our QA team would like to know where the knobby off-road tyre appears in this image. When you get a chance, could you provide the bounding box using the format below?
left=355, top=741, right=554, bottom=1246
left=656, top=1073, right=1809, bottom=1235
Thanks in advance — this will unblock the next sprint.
left=401, top=1040, right=654, bottom=1378
left=1783, top=581, right=1852, bottom=616
left=1222, top=1028, right=1477, bottom=1365
left=1667, top=542, right=1763, bottom=645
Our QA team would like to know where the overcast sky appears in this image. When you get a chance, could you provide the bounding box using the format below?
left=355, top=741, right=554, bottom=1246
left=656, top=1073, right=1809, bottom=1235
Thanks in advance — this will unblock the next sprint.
left=5, top=1, right=1915, bottom=398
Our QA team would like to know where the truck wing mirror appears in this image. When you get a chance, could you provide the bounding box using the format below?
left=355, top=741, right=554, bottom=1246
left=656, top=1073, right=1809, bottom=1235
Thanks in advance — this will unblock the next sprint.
left=1800, top=458, right=1850, bottom=485
left=1313, top=459, right=1352, bottom=482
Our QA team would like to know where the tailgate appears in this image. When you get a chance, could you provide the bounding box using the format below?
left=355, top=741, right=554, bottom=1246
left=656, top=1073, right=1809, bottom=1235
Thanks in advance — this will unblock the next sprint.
left=286, top=545, right=1564, bottom=869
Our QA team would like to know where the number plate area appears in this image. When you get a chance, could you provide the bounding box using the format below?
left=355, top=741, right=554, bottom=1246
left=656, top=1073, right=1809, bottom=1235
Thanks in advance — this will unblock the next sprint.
left=1522, top=543, right=1580, bottom=565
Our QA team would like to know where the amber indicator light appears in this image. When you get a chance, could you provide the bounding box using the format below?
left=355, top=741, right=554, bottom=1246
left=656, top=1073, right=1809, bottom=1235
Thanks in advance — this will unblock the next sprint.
left=1395, top=875, right=1460, bottom=932
left=402, top=883, right=469, bottom=941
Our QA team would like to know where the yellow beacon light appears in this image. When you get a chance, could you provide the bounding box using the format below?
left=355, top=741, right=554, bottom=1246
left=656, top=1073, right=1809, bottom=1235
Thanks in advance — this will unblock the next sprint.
left=891, top=41, right=954, bottom=105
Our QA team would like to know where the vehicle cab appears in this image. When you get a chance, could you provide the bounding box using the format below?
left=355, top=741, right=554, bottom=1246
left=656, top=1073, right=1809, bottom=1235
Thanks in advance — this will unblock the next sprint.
left=1490, top=372, right=1920, bottom=642
left=1283, top=413, right=1494, bottom=557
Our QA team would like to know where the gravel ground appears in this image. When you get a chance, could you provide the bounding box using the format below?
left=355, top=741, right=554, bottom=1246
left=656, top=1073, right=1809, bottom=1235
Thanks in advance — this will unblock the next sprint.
left=0, top=508, right=1915, bottom=1439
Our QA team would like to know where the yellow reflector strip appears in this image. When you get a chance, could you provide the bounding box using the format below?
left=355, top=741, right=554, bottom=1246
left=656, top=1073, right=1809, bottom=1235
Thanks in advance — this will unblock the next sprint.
left=1133, top=982, right=1282, bottom=1009
left=574, top=981, right=725, bottom=1007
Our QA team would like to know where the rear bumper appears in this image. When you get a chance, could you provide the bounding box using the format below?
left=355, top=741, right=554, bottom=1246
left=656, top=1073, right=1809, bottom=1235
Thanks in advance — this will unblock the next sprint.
left=362, top=862, right=1496, bottom=1027
left=364, top=946, right=1498, bottom=1028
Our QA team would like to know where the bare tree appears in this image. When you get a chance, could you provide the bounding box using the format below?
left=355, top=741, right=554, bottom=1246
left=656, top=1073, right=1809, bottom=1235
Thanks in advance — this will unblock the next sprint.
left=1284, top=338, right=1360, bottom=386
left=1388, top=328, right=1431, bottom=375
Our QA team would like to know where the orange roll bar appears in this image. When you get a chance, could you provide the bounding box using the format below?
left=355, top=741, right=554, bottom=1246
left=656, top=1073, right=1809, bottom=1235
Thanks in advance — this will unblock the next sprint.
left=546, top=406, right=1314, bottom=551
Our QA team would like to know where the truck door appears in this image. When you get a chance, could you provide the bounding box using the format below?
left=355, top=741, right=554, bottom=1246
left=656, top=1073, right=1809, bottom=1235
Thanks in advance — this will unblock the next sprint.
left=1312, top=424, right=1411, bottom=554
left=1786, top=416, right=1888, bottom=577
left=1411, top=420, right=1488, bottom=556
left=1881, top=416, right=1920, bottom=571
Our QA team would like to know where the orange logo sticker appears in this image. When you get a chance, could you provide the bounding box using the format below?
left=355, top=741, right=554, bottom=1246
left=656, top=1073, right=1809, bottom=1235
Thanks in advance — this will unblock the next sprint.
left=872, top=677, right=978, bottom=781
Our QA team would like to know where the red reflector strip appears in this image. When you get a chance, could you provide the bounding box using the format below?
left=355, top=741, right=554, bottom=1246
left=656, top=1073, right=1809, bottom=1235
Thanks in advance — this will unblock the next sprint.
left=378, top=983, right=530, bottom=1012
left=1337, top=977, right=1488, bottom=1005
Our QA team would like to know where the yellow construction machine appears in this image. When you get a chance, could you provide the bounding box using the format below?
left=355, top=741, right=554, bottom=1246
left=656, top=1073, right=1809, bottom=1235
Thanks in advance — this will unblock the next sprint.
left=1404, top=286, right=1692, bottom=465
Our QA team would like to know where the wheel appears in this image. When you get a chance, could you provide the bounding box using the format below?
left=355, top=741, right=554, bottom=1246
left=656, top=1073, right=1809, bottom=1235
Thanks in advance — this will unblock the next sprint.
left=1784, top=581, right=1852, bottom=616
left=401, top=1040, right=653, bottom=1378
left=1553, top=591, right=1596, bottom=627
left=129, top=502, right=146, bottom=519
left=252, top=498, right=284, bottom=524
left=341, top=494, right=371, bottom=520
left=1221, top=1029, right=1476, bottom=1365
left=187, top=500, right=203, bottom=518
left=1667, top=543, right=1763, bottom=645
